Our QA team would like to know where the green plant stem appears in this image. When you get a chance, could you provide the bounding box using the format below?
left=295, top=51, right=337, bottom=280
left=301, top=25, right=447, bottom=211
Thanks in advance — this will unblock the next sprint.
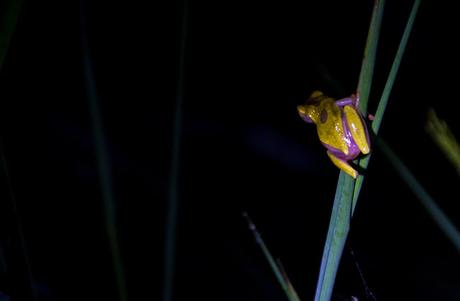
left=357, top=0, right=385, bottom=114
left=314, top=0, right=422, bottom=299
left=313, top=2, right=385, bottom=301
left=371, top=0, right=421, bottom=134
left=0, top=0, right=23, bottom=69
left=243, top=212, right=301, bottom=301
left=377, top=138, right=460, bottom=252
left=80, top=2, right=128, bottom=300
left=353, top=0, right=421, bottom=213
left=0, top=2, right=39, bottom=300
left=163, top=2, right=189, bottom=301
left=314, top=173, right=355, bottom=301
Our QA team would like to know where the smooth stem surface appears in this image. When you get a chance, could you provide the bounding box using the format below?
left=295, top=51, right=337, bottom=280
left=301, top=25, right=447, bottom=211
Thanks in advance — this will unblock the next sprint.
left=357, top=0, right=385, bottom=114
left=353, top=0, right=421, bottom=212
left=314, top=172, right=355, bottom=301
left=313, top=1, right=385, bottom=300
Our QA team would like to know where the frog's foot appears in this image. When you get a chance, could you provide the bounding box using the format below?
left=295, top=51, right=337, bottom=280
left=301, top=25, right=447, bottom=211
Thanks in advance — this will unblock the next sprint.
left=368, top=113, right=375, bottom=121
left=327, top=151, right=358, bottom=178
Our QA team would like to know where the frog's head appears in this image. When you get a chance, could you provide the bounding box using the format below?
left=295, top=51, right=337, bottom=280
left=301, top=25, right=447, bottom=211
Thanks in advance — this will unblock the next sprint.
left=297, top=90, right=326, bottom=124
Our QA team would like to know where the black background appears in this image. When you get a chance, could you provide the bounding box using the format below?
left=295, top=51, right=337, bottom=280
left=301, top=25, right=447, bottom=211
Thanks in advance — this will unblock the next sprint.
left=1, top=0, right=460, bottom=300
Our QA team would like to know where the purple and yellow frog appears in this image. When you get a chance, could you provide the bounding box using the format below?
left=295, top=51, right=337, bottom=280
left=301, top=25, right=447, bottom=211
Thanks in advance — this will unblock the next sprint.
left=298, top=91, right=371, bottom=178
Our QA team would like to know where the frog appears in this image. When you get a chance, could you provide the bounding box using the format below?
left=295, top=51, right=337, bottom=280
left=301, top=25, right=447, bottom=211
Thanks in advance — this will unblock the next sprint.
left=297, top=90, right=371, bottom=178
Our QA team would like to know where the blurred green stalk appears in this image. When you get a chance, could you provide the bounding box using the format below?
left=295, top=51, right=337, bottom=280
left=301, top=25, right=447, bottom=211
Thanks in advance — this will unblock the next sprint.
left=354, top=0, right=422, bottom=210
left=163, top=2, right=189, bottom=301
left=0, top=0, right=23, bottom=68
left=0, top=1, right=39, bottom=300
left=243, top=212, right=301, bottom=301
left=79, top=2, right=128, bottom=300
left=314, top=0, right=421, bottom=300
left=377, top=138, right=460, bottom=253
left=426, top=109, right=460, bottom=176
left=314, top=1, right=384, bottom=300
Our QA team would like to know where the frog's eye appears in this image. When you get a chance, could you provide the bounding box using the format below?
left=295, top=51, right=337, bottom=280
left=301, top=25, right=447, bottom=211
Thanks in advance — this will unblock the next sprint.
left=306, top=91, right=326, bottom=106
left=310, top=90, right=323, bottom=98
left=320, top=109, right=328, bottom=123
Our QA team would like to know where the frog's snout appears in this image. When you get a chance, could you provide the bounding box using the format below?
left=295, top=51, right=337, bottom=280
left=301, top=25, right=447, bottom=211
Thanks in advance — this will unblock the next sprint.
left=298, top=105, right=313, bottom=123
left=297, top=105, right=306, bottom=115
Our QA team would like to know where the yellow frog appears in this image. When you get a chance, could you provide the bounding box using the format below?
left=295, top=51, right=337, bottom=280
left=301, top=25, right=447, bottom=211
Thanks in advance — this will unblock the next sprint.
left=298, top=91, right=370, bottom=178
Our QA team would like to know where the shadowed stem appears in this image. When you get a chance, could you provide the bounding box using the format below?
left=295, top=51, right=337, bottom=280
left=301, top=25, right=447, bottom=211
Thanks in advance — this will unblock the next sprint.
left=79, top=2, right=128, bottom=300
left=377, top=138, right=460, bottom=253
left=0, top=142, right=38, bottom=300
left=353, top=0, right=421, bottom=213
left=0, top=1, right=38, bottom=300
left=243, top=212, right=301, bottom=301
left=0, top=0, right=23, bottom=68
left=163, top=1, right=189, bottom=301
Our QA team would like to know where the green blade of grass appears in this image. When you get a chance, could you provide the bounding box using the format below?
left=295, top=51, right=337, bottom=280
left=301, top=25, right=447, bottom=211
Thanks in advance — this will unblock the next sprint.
left=357, top=0, right=385, bottom=114
left=313, top=2, right=385, bottom=301
left=0, top=2, right=39, bottom=300
left=377, top=138, right=460, bottom=252
left=426, top=109, right=460, bottom=176
left=353, top=0, right=421, bottom=212
left=163, top=2, right=189, bottom=301
left=313, top=172, right=355, bottom=301
left=314, top=0, right=421, bottom=299
left=0, top=0, right=23, bottom=69
left=371, top=0, right=421, bottom=134
left=79, top=3, right=128, bottom=301
left=243, top=212, right=301, bottom=301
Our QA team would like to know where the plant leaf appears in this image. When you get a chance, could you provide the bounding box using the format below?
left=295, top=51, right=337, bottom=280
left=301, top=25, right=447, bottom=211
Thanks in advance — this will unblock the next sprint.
left=377, top=138, right=460, bottom=253
left=243, top=212, right=301, bottom=301
left=313, top=1, right=385, bottom=299
left=0, top=0, right=23, bottom=70
left=353, top=0, right=421, bottom=211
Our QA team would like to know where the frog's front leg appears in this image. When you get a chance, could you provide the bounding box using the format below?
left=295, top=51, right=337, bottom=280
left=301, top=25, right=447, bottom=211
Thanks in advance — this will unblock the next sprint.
left=326, top=151, right=359, bottom=178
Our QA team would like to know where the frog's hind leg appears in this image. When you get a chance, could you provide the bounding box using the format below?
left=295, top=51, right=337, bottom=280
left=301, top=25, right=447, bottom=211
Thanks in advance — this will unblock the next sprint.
left=343, top=105, right=370, bottom=154
left=326, top=151, right=358, bottom=178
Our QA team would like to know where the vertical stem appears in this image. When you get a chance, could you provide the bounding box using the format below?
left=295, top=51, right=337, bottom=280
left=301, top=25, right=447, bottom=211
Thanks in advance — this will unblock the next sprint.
left=371, top=0, right=421, bottom=134
left=79, top=2, right=128, bottom=300
left=357, top=0, right=385, bottom=114
left=0, top=1, right=38, bottom=299
left=0, top=0, right=23, bottom=68
left=377, top=138, right=460, bottom=253
left=163, top=1, right=189, bottom=301
left=314, top=172, right=355, bottom=301
left=0, top=142, right=38, bottom=301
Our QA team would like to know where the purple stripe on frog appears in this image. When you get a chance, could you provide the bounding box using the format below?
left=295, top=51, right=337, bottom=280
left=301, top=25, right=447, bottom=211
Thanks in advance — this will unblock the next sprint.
left=322, top=113, right=360, bottom=161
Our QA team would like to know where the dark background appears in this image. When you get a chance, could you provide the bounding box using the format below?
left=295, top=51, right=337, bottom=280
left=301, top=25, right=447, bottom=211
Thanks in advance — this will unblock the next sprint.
left=1, top=0, right=460, bottom=300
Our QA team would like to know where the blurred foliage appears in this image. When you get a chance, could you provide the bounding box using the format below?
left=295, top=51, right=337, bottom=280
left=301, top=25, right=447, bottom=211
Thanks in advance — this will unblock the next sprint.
left=426, top=109, right=460, bottom=176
